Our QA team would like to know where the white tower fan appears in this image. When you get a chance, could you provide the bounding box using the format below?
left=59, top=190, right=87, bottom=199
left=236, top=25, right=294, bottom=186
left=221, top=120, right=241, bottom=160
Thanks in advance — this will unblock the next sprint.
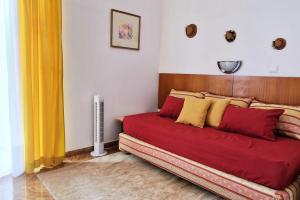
left=91, top=95, right=107, bottom=157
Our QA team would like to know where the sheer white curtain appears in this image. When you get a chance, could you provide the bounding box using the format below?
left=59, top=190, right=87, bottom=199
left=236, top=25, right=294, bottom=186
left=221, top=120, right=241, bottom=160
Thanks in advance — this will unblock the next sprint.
left=0, top=0, right=24, bottom=178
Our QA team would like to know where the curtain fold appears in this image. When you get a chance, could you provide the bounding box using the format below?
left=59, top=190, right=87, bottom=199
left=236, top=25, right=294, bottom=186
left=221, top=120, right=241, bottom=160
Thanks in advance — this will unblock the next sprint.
left=0, top=0, right=24, bottom=178
left=6, top=0, right=24, bottom=177
left=19, top=0, right=65, bottom=173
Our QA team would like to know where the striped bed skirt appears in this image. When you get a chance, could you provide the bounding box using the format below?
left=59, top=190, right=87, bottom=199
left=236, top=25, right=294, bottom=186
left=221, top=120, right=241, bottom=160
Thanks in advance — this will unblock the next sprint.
left=119, top=133, right=300, bottom=200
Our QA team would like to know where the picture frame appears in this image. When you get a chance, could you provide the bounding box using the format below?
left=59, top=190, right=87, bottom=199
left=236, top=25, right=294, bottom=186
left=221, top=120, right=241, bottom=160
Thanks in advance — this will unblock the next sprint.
left=110, top=9, right=141, bottom=50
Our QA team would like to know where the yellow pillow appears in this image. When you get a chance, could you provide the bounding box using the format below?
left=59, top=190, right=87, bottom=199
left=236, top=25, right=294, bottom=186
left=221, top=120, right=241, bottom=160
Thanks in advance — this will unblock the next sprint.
left=176, top=97, right=212, bottom=128
left=206, top=99, right=230, bottom=127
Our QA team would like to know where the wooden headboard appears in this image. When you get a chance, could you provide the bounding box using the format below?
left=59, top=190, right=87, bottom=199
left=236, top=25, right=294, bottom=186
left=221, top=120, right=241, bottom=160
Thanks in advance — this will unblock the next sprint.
left=158, top=73, right=300, bottom=108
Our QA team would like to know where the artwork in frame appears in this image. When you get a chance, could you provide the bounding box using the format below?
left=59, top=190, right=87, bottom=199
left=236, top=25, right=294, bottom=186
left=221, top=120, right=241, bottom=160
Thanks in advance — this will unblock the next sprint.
left=110, top=9, right=141, bottom=50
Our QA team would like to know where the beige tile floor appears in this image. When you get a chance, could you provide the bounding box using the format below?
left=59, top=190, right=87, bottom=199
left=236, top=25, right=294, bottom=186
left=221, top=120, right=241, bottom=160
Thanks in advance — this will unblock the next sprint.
left=0, top=147, right=119, bottom=200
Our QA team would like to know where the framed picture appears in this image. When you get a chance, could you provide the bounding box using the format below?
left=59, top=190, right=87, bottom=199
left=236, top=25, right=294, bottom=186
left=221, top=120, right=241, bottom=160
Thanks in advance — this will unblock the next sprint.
left=110, top=9, right=141, bottom=50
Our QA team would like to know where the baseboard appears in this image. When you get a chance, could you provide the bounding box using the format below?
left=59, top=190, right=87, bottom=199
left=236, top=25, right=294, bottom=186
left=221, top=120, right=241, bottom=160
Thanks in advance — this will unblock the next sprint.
left=65, top=140, right=119, bottom=157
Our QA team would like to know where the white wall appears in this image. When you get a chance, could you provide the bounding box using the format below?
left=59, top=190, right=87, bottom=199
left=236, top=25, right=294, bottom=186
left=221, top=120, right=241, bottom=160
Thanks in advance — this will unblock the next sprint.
left=63, top=0, right=161, bottom=151
left=63, top=0, right=300, bottom=151
left=160, top=0, right=300, bottom=77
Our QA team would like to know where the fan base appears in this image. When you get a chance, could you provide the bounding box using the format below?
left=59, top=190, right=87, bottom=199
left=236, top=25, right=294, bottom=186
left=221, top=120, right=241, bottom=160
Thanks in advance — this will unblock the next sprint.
left=90, top=151, right=108, bottom=157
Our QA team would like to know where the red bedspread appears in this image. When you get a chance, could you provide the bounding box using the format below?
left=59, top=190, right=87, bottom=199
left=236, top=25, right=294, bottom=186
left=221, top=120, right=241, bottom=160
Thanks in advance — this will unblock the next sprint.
left=123, top=112, right=300, bottom=190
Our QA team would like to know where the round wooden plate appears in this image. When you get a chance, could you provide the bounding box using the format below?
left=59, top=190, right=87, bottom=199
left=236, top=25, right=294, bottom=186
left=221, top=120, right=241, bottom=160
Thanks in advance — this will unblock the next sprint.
left=273, top=38, right=286, bottom=50
left=225, top=30, right=236, bottom=42
left=185, top=24, right=197, bottom=38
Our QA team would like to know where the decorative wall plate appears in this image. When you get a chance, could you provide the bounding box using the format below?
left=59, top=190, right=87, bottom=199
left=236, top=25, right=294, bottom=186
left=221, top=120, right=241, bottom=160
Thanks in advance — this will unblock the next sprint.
left=272, top=38, right=286, bottom=50
left=225, top=30, right=236, bottom=42
left=185, top=24, right=197, bottom=38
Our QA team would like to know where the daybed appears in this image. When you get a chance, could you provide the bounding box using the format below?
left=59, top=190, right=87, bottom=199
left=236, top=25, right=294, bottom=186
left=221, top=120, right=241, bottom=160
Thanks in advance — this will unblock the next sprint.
left=119, top=74, right=300, bottom=200
left=119, top=113, right=300, bottom=199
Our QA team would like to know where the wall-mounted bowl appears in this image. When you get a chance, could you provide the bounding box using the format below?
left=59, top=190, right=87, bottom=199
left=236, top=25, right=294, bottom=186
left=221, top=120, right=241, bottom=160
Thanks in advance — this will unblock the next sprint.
left=217, top=61, right=242, bottom=74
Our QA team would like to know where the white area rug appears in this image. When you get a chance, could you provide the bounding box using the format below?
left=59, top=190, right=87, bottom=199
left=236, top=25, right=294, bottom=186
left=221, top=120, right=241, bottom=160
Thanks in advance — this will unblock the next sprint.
left=38, top=152, right=221, bottom=200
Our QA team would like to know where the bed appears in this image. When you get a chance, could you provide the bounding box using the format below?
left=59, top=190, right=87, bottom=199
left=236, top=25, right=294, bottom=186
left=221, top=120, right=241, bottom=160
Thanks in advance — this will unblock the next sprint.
left=120, top=112, right=300, bottom=200
left=119, top=74, right=300, bottom=200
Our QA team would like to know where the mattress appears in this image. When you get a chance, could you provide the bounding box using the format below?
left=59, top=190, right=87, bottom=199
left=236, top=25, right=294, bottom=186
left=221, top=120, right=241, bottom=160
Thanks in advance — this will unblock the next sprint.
left=119, top=133, right=300, bottom=200
left=123, top=112, right=300, bottom=190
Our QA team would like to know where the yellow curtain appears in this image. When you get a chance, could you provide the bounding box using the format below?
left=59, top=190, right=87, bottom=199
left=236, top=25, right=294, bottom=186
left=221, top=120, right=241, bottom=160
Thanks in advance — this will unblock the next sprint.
left=19, top=0, right=65, bottom=173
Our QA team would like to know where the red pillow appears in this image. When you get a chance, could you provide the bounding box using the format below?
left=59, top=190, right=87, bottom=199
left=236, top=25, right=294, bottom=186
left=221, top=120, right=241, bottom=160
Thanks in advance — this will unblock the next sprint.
left=218, top=105, right=284, bottom=141
left=160, top=96, right=184, bottom=119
